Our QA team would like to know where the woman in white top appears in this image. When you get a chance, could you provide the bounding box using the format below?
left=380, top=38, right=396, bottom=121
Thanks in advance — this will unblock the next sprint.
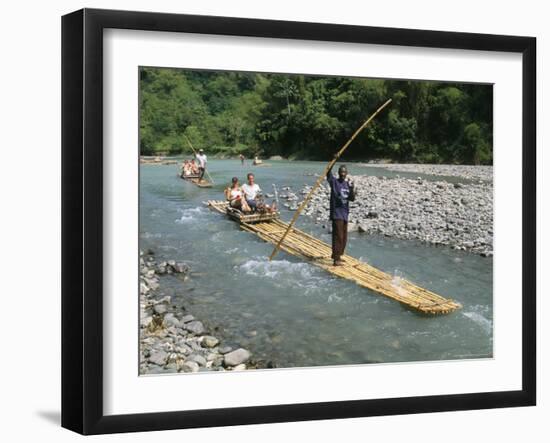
left=225, top=177, right=251, bottom=212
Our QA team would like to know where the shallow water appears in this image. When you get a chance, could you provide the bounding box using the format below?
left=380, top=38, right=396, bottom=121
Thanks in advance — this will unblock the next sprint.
left=140, top=159, right=493, bottom=368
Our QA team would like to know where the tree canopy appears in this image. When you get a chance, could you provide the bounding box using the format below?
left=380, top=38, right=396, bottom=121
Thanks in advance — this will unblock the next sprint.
left=139, top=67, right=492, bottom=164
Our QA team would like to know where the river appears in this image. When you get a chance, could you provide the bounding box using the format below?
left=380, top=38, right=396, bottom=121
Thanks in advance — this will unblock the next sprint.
left=139, top=159, right=493, bottom=368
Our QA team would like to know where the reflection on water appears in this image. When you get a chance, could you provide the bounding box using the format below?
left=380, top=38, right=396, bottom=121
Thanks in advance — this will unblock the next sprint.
left=140, top=160, right=493, bottom=368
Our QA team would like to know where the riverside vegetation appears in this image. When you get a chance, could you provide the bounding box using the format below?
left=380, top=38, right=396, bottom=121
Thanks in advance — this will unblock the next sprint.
left=139, top=68, right=492, bottom=165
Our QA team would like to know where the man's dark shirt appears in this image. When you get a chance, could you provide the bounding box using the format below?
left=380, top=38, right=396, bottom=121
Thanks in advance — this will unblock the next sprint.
left=327, top=172, right=355, bottom=222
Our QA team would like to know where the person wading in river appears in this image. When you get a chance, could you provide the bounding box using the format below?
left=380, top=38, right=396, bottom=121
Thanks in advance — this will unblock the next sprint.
left=195, top=149, right=208, bottom=182
left=327, top=165, right=356, bottom=266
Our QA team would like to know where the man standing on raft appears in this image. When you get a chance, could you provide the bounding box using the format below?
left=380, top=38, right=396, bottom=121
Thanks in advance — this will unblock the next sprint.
left=327, top=165, right=356, bottom=266
left=195, top=149, right=208, bottom=183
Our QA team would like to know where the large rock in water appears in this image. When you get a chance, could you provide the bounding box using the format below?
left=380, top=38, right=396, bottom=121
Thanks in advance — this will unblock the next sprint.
left=224, top=348, right=251, bottom=367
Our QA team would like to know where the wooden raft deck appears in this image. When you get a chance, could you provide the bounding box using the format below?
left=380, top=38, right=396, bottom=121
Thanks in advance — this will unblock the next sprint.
left=181, top=175, right=213, bottom=188
left=207, top=200, right=461, bottom=315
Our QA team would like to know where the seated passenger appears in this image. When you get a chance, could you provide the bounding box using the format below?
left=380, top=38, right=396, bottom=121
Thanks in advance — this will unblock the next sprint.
left=225, top=177, right=251, bottom=212
left=181, top=160, right=192, bottom=176
left=241, top=173, right=276, bottom=213
left=241, top=173, right=261, bottom=210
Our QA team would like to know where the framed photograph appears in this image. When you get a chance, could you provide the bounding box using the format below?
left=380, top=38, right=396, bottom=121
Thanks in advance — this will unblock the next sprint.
left=61, top=8, right=536, bottom=435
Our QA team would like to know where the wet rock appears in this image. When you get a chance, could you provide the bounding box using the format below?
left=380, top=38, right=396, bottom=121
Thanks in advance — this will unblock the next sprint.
left=224, top=348, right=251, bottom=367
left=174, top=262, right=188, bottom=273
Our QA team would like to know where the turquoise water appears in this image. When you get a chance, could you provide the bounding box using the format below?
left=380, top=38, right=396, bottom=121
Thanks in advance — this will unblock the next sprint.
left=140, top=159, right=493, bottom=368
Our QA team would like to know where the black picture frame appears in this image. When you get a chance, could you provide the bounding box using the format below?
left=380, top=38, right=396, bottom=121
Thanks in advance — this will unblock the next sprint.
left=62, top=8, right=536, bottom=435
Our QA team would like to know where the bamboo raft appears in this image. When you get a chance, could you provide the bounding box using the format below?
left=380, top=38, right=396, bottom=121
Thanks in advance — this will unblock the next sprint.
left=207, top=200, right=461, bottom=315
left=180, top=174, right=213, bottom=188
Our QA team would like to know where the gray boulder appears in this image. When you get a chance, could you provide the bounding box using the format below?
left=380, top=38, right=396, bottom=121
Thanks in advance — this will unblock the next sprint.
left=224, top=348, right=251, bottom=367
left=180, top=314, right=195, bottom=324
left=163, top=314, right=181, bottom=328
left=148, top=350, right=168, bottom=366
left=188, top=354, right=207, bottom=367
left=181, top=361, right=200, bottom=373
left=185, top=321, right=205, bottom=335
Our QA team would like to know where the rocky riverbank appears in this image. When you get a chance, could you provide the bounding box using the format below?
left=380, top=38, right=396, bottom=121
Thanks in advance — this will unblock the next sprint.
left=140, top=249, right=256, bottom=374
left=359, top=163, right=493, bottom=182
left=294, top=170, right=493, bottom=257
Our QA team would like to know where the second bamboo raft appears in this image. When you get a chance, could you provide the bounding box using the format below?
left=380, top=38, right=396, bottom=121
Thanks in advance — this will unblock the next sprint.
left=207, top=200, right=461, bottom=315
left=180, top=174, right=213, bottom=188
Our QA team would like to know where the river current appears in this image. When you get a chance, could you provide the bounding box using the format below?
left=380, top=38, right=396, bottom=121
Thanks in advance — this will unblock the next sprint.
left=139, top=160, right=493, bottom=368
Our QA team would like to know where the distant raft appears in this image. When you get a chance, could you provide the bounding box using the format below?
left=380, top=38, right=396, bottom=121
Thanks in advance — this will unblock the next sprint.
left=180, top=174, right=213, bottom=188
left=206, top=200, right=461, bottom=315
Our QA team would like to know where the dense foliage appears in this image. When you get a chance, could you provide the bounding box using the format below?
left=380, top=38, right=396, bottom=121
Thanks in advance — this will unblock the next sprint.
left=139, top=67, right=492, bottom=164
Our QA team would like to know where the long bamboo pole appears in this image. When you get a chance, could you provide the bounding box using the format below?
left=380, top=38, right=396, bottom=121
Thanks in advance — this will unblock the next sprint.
left=268, top=98, right=392, bottom=261
left=184, top=135, right=215, bottom=185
